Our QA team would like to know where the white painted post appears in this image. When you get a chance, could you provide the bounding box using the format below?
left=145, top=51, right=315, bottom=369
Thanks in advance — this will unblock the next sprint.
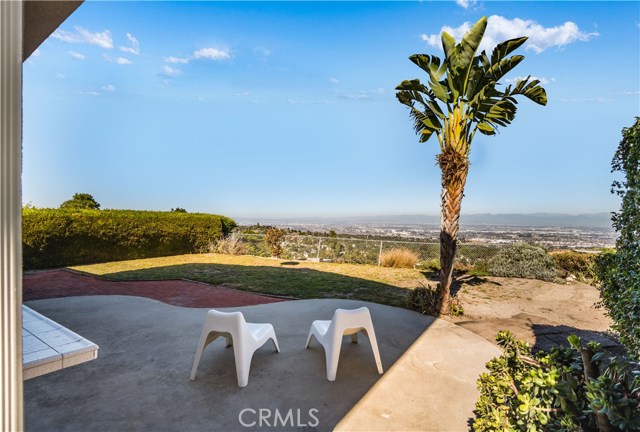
left=1, top=1, right=24, bottom=430
left=378, top=241, right=383, bottom=266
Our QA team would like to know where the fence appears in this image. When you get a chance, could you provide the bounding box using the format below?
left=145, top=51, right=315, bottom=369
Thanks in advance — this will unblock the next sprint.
left=233, top=233, right=505, bottom=268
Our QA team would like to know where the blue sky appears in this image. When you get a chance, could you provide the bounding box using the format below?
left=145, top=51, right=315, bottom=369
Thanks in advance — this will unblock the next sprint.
left=23, top=1, right=640, bottom=218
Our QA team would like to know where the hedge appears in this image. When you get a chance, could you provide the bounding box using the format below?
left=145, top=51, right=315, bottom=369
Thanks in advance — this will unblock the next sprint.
left=23, top=208, right=236, bottom=269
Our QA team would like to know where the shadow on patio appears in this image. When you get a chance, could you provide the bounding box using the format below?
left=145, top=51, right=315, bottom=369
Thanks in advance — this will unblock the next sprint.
left=24, top=296, right=433, bottom=431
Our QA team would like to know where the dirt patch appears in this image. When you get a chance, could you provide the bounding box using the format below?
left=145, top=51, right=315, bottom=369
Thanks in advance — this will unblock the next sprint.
left=446, top=275, right=619, bottom=352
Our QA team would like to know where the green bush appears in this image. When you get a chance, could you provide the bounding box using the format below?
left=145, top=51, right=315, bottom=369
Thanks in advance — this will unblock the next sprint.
left=596, top=117, right=640, bottom=360
left=487, top=242, right=559, bottom=282
left=552, top=250, right=597, bottom=283
left=474, top=331, right=640, bottom=431
left=23, top=208, right=236, bottom=269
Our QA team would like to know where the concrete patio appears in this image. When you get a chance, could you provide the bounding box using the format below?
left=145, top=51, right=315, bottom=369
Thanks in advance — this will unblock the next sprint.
left=24, top=295, right=499, bottom=431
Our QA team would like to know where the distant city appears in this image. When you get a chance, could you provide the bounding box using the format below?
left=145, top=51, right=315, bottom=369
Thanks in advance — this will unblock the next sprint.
left=235, top=213, right=617, bottom=249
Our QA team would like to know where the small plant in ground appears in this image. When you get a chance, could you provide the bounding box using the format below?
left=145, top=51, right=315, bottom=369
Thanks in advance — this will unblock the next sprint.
left=487, top=242, right=559, bottom=282
left=468, top=259, right=490, bottom=276
left=418, top=258, right=441, bottom=273
left=552, top=250, right=597, bottom=283
left=208, top=235, right=248, bottom=255
left=406, top=283, right=463, bottom=316
left=474, top=331, right=640, bottom=432
left=380, top=248, right=420, bottom=268
left=264, top=227, right=285, bottom=257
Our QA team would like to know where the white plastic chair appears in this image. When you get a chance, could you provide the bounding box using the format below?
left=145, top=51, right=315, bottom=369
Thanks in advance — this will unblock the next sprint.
left=190, top=309, right=280, bottom=387
left=305, top=307, right=383, bottom=381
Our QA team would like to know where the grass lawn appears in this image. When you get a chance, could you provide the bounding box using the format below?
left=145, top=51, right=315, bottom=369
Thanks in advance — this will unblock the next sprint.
left=70, top=253, right=429, bottom=308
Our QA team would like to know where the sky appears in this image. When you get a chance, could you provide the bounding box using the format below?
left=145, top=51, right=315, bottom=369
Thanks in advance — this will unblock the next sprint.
left=22, top=1, right=640, bottom=219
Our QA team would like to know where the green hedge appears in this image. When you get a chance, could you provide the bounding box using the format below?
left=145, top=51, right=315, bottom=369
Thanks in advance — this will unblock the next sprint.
left=23, top=209, right=236, bottom=269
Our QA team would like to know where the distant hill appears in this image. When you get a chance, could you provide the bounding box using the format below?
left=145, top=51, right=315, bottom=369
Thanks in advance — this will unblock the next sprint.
left=235, top=213, right=614, bottom=228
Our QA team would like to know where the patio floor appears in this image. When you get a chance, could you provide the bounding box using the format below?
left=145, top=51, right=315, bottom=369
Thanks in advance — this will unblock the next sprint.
left=24, top=295, right=499, bottom=431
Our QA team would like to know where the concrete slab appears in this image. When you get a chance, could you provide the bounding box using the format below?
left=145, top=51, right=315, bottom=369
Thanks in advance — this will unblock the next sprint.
left=334, top=319, right=501, bottom=432
left=24, top=295, right=498, bottom=431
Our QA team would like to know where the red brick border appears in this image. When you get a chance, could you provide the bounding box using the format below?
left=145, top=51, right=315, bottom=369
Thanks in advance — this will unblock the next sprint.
left=23, top=269, right=289, bottom=308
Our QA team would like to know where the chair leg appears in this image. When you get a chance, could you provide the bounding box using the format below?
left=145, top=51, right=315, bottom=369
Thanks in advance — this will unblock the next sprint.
left=271, top=336, right=280, bottom=352
left=233, top=345, right=253, bottom=388
left=190, top=330, right=210, bottom=380
left=305, top=329, right=315, bottom=349
left=225, top=335, right=233, bottom=348
left=325, top=337, right=342, bottom=381
left=364, top=327, right=384, bottom=374
left=350, top=333, right=358, bottom=344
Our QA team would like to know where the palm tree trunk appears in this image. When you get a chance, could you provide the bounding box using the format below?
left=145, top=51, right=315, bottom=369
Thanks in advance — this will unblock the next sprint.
left=437, top=150, right=469, bottom=315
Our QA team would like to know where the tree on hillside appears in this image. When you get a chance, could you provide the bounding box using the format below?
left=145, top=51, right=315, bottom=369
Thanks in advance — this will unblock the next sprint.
left=264, top=227, right=285, bottom=257
left=396, top=16, right=547, bottom=315
left=171, top=207, right=187, bottom=213
left=59, top=193, right=100, bottom=210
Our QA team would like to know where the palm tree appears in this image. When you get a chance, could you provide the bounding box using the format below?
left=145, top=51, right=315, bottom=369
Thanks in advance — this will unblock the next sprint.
left=396, top=16, right=547, bottom=315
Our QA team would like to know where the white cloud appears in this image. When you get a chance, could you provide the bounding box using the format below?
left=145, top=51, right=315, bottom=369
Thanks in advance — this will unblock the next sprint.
left=287, top=99, right=332, bottom=105
left=234, top=92, right=250, bottom=97
left=161, top=65, right=182, bottom=77
left=420, top=34, right=439, bottom=47
left=32, top=48, right=41, bottom=57
left=559, top=96, right=612, bottom=103
left=193, top=47, right=231, bottom=60
left=334, top=87, right=385, bottom=101
left=329, top=78, right=339, bottom=84
left=102, top=55, right=132, bottom=65
left=505, top=75, right=549, bottom=85
left=101, top=84, right=116, bottom=92
left=68, top=50, right=85, bottom=60
left=421, top=15, right=598, bottom=54
left=56, top=73, right=66, bottom=79
left=53, top=26, right=113, bottom=49
left=119, top=33, right=140, bottom=55
left=164, top=56, right=190, bottom=64
left=79, top=91, right=100, bottom=97
left=254, top=46, right=272, bottom=57
left=336, top=92, right=371, bottom=100
left=163, top=47, right=232, bottom=68
left=455, top=0, right=478, bottom=10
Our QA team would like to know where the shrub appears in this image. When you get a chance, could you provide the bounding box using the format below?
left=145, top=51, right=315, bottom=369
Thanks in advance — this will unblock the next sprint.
left=552, top=250, right=597, bottom=283
left=474, top=331, right=640, bottom=431
left=264, top=227, right=285, bottom=257
left=380, top=247, right=419, bottom=268
left=418, top=258, right=441, bottom=272
left=596, top=117, right=640, bottom=359
left=487, top=242, right=559, bottom=282
left=406, top=283, right=463, bottom=316
left=208, top=235, right=248, bottom=255
left=22, top=208, right=236, bottom=269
